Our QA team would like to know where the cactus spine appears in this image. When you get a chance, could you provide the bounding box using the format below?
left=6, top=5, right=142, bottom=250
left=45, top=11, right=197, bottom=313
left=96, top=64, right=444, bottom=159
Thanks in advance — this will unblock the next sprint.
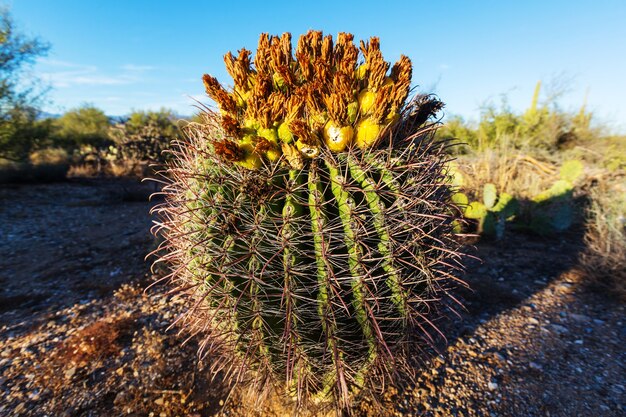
left=153, top=31, right=464, bottom=412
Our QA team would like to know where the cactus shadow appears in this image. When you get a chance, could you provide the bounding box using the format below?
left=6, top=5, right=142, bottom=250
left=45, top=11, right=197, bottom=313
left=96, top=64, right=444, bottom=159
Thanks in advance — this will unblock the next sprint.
left=430, top=223, right=587, bottom=359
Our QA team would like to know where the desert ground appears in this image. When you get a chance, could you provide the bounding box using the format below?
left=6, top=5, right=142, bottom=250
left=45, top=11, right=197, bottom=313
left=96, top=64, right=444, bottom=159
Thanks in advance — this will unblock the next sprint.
left=0, top=178, right=624, bottom=416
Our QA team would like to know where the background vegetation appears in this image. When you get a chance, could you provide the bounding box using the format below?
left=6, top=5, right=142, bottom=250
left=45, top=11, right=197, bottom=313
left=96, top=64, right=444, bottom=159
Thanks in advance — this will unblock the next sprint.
left=437, top=82, right=625, bottom=298
left=0, top=5, right=623, bottom=296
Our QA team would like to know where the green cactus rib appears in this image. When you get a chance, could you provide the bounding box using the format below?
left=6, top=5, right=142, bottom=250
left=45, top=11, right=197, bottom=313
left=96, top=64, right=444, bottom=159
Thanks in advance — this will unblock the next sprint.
left=359, top=153, right=436, bottom=293
left=345, top=155, right=406, bottom=316
left=281, top=169, right=308, bottom=387
left=307, top=161, right=348, bottom=400
left=324, top=158, right=377, bottom=362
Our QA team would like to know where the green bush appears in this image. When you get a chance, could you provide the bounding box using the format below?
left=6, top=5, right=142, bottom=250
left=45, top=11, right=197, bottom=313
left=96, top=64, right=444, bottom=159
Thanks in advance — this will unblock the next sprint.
left=54, top=104, right=112, bottom=148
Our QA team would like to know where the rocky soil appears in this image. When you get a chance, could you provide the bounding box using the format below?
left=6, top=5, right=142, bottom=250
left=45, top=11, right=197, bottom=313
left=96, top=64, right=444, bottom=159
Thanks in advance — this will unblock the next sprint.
left=0, top=179, right=624, bottom=416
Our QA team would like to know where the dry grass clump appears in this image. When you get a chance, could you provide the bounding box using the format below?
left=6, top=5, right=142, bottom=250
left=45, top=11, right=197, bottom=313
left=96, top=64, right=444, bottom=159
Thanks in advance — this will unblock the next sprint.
left=581, top=176, right=626, bottom=300
left=0, top=148, right=70, bottom=183
left=454, top=142, right=559, bottom=200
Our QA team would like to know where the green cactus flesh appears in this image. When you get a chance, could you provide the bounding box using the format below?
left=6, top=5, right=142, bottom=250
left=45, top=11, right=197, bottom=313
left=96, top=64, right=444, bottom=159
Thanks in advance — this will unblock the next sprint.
left=559, top=159, right=584, bottom=183
left=153, top=31, right=463, bottom=411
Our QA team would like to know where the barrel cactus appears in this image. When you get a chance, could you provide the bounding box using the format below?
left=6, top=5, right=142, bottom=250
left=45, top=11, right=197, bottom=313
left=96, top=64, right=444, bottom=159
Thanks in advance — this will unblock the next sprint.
left=153, top=31, right=465, bottom=412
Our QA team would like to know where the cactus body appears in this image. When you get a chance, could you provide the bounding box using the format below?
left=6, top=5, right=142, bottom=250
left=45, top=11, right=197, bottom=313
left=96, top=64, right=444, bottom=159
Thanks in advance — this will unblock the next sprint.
left=153, top=31, right=463, bottom=412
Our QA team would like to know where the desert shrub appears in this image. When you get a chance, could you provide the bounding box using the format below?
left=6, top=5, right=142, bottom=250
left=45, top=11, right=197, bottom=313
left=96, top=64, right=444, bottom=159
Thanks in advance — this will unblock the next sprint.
left=153, top=31, right=465, bottom=413
left=438, top=81, right=597, bottom=155
left=581, top=177, right=626, bottom=299
left=54, top=104, right=112, bottom=149
left=109, top=108, right=178, bottom=165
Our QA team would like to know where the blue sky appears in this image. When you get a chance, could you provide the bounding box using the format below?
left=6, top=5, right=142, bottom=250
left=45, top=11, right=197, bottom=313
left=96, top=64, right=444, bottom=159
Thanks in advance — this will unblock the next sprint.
left=10, top=0, right=626, bottom=131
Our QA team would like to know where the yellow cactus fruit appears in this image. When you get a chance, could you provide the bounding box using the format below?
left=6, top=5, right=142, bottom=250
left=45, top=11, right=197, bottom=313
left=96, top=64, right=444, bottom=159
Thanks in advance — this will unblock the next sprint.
left=277, top=121, right=294, bottom=143
left=236, top=142, right=263, bottom=170
left=356, top=64, right=367, bottom=80
left=265, top=146, right=281, bottom=162
left=272, top=72, right=286, bottom=91
left=257, top=127, right=279, bottom=144
left=323, top=121, right=354, bottom=153
left=347, top=101, right=359, bottom=124
left=358, top=89, right=376, bottom=116
left=308, top=112, right=329, bottom=130
left=243, top=118, right=260, bottom=132
left=355, top=118, right=383, bottom=149
left=295, top=139, right=320, bottom=158
left=233, top=87, right=251, bottom=108
left=385, top=110, right=400, bottom=125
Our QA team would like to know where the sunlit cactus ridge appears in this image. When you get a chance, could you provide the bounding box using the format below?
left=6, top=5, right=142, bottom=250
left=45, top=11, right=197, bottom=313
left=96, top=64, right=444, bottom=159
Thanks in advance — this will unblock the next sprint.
left=152, top=30, right=464, bottom=412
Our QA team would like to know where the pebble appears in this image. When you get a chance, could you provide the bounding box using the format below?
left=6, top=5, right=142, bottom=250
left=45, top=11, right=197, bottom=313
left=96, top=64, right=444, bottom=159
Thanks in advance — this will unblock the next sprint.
left=64, top=367, right=76, bottom=379
left=570, top=313, right=589, bottom=322
left=528, top=317, right=540, bottom=325
left=550, top=324, right=569, bottom=334
left=154, top=397, right=164, bottom=405
left=488, top=382, right=499, bottom=390
left=529, top=362, right=543, bottom=371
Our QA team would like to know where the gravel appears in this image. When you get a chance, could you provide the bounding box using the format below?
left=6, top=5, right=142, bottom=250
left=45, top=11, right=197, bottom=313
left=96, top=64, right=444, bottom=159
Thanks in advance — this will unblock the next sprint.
left=0, top=179, right=624, bottom=416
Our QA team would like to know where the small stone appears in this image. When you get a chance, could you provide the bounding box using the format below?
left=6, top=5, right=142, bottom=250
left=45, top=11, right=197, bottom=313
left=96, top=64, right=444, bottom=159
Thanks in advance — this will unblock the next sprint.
left=65, top=367, right=76, bottom=379
left=570, top=313, right=589, bottom=322
left=116, top=367, right=124, bottom=376
left=528, top=317, right=540, bottom=325
left=529, top=362, right=543, bottom=371
left=575, top=339, right=583, bottom=345
left=154, top=398, right=164, bottom=405
left=550, top=324, right=569, bottom=334
left=488, top=381, right=498, bottom=390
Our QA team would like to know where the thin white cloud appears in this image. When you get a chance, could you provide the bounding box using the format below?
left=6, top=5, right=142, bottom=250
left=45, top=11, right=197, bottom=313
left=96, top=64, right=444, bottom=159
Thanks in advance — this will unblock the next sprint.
left=38, top=60, right=155, bottom=88
left=121, top=64, right=155, bottom=72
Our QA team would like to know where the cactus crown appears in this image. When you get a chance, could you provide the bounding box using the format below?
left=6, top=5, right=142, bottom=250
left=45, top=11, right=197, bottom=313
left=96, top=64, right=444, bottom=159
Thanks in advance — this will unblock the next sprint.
left=202, top=31, right=437, bottom=168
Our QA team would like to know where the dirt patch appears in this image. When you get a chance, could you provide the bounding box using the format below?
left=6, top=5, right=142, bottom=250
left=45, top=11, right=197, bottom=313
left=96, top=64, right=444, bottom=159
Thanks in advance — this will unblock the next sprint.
left=54, top=315, right=135, bottom=366
left=0, top=179, right=624, bottom=416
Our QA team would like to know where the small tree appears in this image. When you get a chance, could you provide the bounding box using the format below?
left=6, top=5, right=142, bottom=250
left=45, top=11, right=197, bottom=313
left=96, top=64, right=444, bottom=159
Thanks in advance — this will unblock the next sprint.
left=0, top=7, right=50, bottom=160
left=54, top=104, right=111, bottom=148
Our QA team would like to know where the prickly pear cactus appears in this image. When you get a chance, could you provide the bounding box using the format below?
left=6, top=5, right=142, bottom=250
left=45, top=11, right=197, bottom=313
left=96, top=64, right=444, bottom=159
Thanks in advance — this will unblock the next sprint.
left=153, top=31, right=464, bottom=411
left=530, top=159, right=584, bottom=234
left=457, top=183, right=518, bottom=240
